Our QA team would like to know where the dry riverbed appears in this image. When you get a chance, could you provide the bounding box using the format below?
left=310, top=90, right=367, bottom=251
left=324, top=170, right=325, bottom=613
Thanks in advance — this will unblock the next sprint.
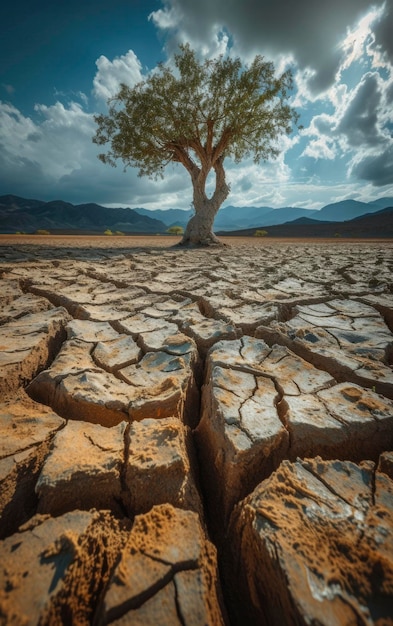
left=1, top=236, right=393, bottom=625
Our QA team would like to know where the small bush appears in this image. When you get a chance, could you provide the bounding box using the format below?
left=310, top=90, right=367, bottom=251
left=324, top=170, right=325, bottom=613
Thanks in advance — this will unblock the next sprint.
left=167, top=225, right=184, bottom=235
left=35, top=229, right=50, bottom=235
left=115, top=231, right=125, bottom=235
left=254, top=229, right=268, bottom=237
left=104, top=229, right=113, bottom=235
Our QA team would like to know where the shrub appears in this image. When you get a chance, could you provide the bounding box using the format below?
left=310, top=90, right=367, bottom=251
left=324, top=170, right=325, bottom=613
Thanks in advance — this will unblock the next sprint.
left=167, top=225, right=184, bottom=235
left=104, top=229, right=113, bottom=235
left=254, top=229, right=268, bottom=237
left=35, top=229, right=50, bottom=235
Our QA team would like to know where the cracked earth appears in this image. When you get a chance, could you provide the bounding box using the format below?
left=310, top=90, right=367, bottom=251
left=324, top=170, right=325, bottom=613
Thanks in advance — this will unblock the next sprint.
left=0, top=237, right=393, bottom=625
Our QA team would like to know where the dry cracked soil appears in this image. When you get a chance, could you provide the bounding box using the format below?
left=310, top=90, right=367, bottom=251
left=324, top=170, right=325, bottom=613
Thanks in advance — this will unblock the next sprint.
left=0, top=235, right=393, bottom=625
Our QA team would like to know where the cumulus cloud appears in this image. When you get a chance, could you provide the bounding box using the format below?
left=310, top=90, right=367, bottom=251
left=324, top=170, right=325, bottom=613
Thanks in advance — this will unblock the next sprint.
left=223, top=148, right=295, bottom=207
left=332, top=67, right=393, bottom=186
left=150, top=0, right=389, bottom=93
left=0, top=98, right=192, bottom=207
left=299, top=112, right=338, bottom=160
left=351, top=145, right=393, bottom=186
left=302, top=138, right=337, bottom=161
left=0, top=101, right=97, bottom=201
left=93, top=50, right=143, bottom=101
left=336, top=72, right=386, bottom=147
left=338, top=7, right=384, bottom=74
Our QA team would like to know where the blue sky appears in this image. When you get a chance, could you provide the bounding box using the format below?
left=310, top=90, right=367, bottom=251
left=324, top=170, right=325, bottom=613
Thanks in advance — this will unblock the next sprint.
left=1, top=0, right=393, bottom=211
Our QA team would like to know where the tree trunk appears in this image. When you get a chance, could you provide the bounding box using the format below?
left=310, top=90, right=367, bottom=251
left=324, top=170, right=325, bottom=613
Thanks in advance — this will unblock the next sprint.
left=181, top=201, right=221, bottom=245
left=180, top=158, right=230, bottom=246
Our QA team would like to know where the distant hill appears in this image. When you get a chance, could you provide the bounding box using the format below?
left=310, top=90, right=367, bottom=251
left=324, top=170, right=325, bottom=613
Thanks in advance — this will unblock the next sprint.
left=307, top=199, right=385, bottom=222
left=367, top=197, right=393, bottom=209
left=0, top=195, right=166, bottom=234
left=286, top=216, right=330, bottom=225
left=255, top=207, right=315, bottom=226
left=218, top=206, right=393, bottom=238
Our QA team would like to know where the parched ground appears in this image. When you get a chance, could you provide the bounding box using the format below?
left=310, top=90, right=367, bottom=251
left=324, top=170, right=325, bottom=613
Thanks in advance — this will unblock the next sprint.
left=1, top=235, right=393, bottom=625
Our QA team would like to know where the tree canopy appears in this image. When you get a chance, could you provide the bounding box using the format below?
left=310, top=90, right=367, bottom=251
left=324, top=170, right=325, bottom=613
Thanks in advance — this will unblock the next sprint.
left=93, top=45, right=299, bottom=245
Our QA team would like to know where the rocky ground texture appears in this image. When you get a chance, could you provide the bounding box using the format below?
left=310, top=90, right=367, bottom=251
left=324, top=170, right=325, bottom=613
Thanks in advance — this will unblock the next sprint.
left=0, top=237, right=393, bottom=625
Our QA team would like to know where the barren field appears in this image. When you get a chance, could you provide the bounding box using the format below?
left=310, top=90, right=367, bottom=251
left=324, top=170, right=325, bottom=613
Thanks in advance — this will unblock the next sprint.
left=1, top=236, right=393, bottom=625
left=1, top=233, right=391, bottom=247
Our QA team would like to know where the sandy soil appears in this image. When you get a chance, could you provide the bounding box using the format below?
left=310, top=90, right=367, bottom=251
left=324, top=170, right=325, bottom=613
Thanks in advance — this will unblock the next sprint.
left=1, top=234, right=392, bottom=250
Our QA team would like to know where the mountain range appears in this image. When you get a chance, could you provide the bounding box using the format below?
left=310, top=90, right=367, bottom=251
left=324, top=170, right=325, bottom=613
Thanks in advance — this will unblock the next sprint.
left=135, top=197, right=393, bottom=230
left=0, top=196, right=166, bottom=234
left=0, top=194, right=392, bottom=235
left=217, top=206, right=393, bottom=239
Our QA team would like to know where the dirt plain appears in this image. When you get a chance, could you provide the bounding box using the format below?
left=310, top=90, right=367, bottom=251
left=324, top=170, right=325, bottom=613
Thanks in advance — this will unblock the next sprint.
left=1, top=235, right=393, bottom=625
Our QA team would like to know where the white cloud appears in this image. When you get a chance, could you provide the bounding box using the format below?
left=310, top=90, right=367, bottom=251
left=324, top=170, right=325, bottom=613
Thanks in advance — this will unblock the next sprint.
left=338, top=6, right=384, bottom=74
left=149, top=6, right=180, bottom=30
left=0, top=102, right=38, bottom=152
left=32, top=102, right=96, bottom=175
left=299, top=112, right=339, bottom=161
left=302, top=138, right=337, bottom=161
left=222, top=147, right=295, bottom=208
left=93, top=50, right=144, bottom=101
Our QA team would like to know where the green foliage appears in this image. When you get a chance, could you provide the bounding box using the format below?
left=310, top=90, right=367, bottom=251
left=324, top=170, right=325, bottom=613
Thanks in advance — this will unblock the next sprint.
left=254, top=229, right=268, bottom=237
left=104, top=229, right=113, bottom=235
left=167, top=225, right=184, bottom=235
left=115, top=231, right=125, bottom=235
left=93, top=44, right=299, bottom=179
left=35, top=229, right=50, bottom=235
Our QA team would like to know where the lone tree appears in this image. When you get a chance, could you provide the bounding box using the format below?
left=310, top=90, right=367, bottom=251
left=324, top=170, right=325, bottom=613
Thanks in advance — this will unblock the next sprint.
left=93, top=45, right=299, bottom=246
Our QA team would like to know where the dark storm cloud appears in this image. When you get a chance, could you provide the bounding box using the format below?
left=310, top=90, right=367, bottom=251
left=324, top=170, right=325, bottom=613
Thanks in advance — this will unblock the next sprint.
left=0, top=153, right=52, bottom=199
left=153, top=0, right=388, bottom=92
left=371, top=0, right=393, bottom=64
left=352, top=145, right=393, bottom=186
left=337, top=73, right=384, bottom=147
left=56, top=164, right=190, bottom=206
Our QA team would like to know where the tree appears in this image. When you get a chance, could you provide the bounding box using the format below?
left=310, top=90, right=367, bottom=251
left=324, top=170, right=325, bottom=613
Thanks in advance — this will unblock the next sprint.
left=93, top=45, right=299, bottom=246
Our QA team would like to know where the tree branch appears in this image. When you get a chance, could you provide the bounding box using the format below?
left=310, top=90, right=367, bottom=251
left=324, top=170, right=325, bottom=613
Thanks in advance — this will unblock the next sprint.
left=212, top=128, right=232, bottom=165
left=212, top=157, right=230, bottom=206
left=171, top=144, right=200, bottom=179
